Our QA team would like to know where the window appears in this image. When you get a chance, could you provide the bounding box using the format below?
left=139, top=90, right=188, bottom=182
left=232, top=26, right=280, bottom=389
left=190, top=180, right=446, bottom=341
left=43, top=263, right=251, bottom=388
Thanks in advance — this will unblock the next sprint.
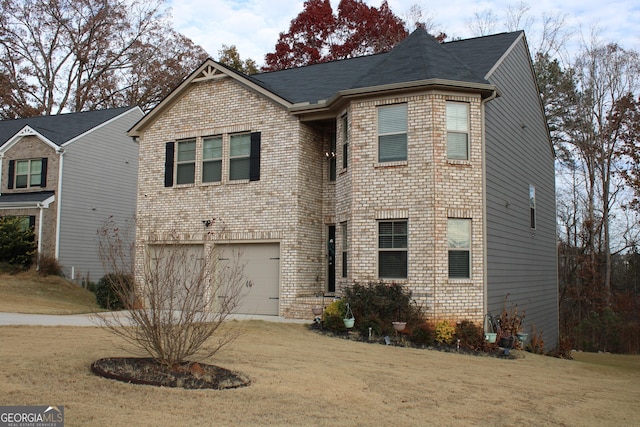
left=448, top=219, right=471, bottom=279
left=203, top=136, right=222, bottom=183
left=446, top=102, right=469, bottom=160
left=530, top=185, right=536, bottom=229
left=378, top=104, right=408, bottom=162
left=230, top=133, right=251, bottom=180
left=176, top=139, right=196, bottom=184
left=378, top=220, right=408, bottom=278
left=341, top=222, right=348, bottom=278
left=342, top=114, right=349, bottom=169
left=15, top=159, right=43, bottom=188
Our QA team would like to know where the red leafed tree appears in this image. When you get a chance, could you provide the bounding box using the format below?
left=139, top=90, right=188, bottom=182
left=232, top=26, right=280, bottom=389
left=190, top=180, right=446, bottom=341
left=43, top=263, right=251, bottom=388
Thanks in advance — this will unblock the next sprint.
left=263, top=0, right=407, bottom=71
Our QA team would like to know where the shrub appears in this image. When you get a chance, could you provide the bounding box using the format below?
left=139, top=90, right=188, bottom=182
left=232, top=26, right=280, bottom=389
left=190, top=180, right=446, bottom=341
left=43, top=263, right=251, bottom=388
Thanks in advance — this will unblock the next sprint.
left=37, top=254, right=62, bottom=276
left=455, top=320, right=484, bottom=350
left=434, top=320, right=456, bottom=344
left=343, top=281, right=423, bottom=338
left=408, top=322, right=434, bottom=346
left=0, top=216, right=36, bottom=269
left=94, top=273, right=133, bottom=310
left=322, top=299, right=347, bottom=333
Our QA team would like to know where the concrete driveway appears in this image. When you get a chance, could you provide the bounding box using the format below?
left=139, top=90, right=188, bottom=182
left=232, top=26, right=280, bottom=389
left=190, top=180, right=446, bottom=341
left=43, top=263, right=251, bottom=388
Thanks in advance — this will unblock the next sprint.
left=0, top=311, right=307, bottom=326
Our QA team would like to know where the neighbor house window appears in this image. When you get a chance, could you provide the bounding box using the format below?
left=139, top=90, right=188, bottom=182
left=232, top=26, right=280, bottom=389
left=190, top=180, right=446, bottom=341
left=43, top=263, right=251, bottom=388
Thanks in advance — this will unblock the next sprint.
left=342, top=114, right=349, bottom=169
left=15, top=159, right=42, bottom=188
left=378, top=103, right=408, bottom=162
left=176, top=139, right=196, bottom=184
left=229, top=133, right=251, bottom=180
left=378, top=220, right=408, bottom=278
left=202, top=136, right=222, bottom=183
left=448, top=218, right=471, bottom=279
left=341, top=222, right=348, bottom=278
left=530, top=185, right=536, bottom=229
left=447, top=102, right=469, bottom=160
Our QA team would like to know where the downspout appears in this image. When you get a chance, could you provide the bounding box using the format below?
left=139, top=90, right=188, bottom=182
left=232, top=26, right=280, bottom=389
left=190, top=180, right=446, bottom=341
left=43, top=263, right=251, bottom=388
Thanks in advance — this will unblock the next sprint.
left=481, top=90, right=498, bottom=321
left=55, top=148, right=65, bottom=259
left=0, top=153, right=3, bottom=195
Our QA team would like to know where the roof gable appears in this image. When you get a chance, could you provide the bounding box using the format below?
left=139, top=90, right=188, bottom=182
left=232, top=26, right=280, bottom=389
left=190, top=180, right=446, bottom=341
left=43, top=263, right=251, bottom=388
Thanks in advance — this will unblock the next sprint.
left=0, top=107, right=135, bottom=149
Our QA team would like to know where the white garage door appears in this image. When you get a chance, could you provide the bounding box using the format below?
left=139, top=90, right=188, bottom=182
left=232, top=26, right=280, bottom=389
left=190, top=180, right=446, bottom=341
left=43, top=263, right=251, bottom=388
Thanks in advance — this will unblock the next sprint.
left=217, top=243, right=280, bottom=316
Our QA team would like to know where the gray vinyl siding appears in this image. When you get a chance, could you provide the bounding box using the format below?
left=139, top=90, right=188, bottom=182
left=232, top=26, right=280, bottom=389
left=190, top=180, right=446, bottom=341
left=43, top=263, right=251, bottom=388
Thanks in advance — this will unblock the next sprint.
left=484, top=37, right=559, bottom=348
left=57, top=107, right=143, bottom=283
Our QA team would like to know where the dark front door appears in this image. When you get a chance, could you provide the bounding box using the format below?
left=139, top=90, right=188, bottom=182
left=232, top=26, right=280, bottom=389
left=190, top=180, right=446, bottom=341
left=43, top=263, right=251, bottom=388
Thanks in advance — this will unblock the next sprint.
left=328, top=225, right=336, bottom=292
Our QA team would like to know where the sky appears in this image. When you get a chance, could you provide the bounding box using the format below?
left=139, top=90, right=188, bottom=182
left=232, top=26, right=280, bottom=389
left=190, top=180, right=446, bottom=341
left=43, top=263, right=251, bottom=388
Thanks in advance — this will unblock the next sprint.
left=168, top=0, right=640, bottom=67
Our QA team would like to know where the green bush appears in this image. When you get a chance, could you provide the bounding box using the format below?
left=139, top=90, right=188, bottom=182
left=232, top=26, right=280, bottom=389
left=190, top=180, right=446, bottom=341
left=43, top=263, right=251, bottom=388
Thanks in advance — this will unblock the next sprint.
left=343, top=281, right=423, bottom=338
left=0, top=216, right=36, bottom=269
left=94, top=273, right=133, bottom=310
left=408, top=323, right=434, bottom=346
left=322, top=299, right=347, bottom=333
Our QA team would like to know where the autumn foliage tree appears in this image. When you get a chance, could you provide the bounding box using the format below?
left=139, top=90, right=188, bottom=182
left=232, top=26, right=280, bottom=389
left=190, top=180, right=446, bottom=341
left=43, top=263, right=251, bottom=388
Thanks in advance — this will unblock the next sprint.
left=263, top=0, right=407, bottom=71
left=0, top=0, right=208, bottom=117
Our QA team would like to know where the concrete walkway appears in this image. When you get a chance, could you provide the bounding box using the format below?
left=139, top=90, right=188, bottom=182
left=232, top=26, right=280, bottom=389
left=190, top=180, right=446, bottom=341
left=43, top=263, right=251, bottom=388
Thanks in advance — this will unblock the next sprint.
left=0, top=311, right=308, bottom=326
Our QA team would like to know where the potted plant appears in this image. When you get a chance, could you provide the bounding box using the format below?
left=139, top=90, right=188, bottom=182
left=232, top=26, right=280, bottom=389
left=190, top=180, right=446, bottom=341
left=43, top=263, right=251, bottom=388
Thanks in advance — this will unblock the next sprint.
left=497, top=295, right=525, bottom=349
left=312, top=305, right=323, bottom=316
left=343, top=302, right=355, bottom=328
left=392, top=321, right=407, bottom=332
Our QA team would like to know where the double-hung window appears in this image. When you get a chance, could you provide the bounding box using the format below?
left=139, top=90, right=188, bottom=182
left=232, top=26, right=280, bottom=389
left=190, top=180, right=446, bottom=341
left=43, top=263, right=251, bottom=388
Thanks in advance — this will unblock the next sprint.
left=446, top=102, right=469, bottom=160
left=15, top=159, right=42, bottom=188
left=176, top=139, right=196, bottom=185
left=202, top=136, right=223, bottom=183
left=378, top=103, right=408, bottom=162
left=448, top=218, right=471, bottom=279
left=378, top=220, right=408, bottom=278
left=229, top=133, right=251, bottom=180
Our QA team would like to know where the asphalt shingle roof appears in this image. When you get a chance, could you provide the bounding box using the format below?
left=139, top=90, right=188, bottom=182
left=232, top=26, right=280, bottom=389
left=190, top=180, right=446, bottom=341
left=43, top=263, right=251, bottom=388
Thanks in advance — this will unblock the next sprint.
left=251, top=28, right=522, bottom=105
left=0, top=191, right=55, bottom=204
left=0, top=107, right=133, bottom=148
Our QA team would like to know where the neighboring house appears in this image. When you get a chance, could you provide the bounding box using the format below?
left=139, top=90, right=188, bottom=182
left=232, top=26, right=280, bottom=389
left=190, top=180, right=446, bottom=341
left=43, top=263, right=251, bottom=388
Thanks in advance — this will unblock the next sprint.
left=129, top=29, right=558, bottom=347
left=0, top=107, right=143, bottom=283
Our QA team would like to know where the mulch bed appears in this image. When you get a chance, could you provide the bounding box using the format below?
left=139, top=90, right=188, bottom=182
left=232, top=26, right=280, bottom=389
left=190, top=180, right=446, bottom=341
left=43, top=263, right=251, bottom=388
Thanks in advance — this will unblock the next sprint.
left=91, top=357, right=251, bottom=390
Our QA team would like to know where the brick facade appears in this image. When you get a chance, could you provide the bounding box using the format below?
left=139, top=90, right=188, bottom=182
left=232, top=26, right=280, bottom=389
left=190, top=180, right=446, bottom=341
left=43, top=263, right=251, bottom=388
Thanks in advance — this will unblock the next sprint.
left=136, top=74, right=485, bottom=323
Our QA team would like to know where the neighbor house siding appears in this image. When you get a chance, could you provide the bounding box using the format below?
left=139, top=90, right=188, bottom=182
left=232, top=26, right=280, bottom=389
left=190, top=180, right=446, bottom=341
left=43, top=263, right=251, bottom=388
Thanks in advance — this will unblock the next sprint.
left=484, top=37, right=559, bottom=347
left=57, top=107, right=142, bottom=283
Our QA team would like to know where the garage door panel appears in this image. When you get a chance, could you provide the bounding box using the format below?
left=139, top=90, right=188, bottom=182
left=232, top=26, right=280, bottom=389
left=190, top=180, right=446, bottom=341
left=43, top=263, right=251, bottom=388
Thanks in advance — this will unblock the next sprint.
left=217, top=243, right=280, bottom=316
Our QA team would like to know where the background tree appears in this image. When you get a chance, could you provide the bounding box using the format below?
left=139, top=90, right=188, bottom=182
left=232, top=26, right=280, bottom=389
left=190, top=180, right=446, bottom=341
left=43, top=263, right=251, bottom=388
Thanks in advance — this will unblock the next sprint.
left=218, top=45, right=258, bottom=75
left=0, top=0, right=208, bottom=116
left=263, top=0, right=407, bottom=71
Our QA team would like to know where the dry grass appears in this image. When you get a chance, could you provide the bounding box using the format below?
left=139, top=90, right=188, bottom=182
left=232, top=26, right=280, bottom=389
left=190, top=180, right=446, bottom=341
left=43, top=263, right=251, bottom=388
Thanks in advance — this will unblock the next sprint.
left=0, top=271, right=97, bottom=314
left=1, top=274, right=638, bottom=426
left=0, top=322, right=639, bottom=427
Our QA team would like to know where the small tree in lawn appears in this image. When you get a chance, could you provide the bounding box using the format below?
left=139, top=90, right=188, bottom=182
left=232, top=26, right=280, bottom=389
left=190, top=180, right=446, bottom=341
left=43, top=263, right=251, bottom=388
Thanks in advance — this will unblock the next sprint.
left=96, top=217, right=248, bottom=368
left=0, top=216, right=36, bottom=269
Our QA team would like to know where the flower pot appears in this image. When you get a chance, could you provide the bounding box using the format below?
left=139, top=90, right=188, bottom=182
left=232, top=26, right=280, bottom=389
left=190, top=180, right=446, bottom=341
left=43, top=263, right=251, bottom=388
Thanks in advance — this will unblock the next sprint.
left=312, top=306, right=323, bottom=316
left=392, top=321, right=406, bottom=332
left=484, top=332, right=497, bottom=343
left=499, top=336, right=514, bottom=348
left=516, top=333, right=528, bottom=343
left=343, top=318, right=355, bottom=328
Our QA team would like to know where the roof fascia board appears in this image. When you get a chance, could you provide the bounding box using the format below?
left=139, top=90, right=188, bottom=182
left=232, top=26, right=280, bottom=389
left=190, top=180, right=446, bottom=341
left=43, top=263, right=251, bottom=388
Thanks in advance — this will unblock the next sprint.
left=0, top=126, right=60, bottom=154
left=62, top=106, right=143, bottom=147
left=290, top=79, right=497, bottom=117
left=128, top=61, right=292, bottom=137
left=484, top=32, right=524, bottom=80
left=0, top=194, right=55, bottom=209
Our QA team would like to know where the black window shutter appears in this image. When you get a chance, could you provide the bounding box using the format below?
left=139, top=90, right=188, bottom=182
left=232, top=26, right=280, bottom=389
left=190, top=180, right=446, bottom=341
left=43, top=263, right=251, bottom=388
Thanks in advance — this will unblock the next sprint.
left=40, top=158, right=48, bottom=187
left=164, top=142, right=175, bottom=187
left=249, top=132, right=261, bottom=181
left=7, top=160, right=14, bottom=189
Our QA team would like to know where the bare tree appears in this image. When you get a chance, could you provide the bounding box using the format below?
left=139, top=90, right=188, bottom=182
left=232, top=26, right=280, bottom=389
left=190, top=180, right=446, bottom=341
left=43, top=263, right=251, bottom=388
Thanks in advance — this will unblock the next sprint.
left=0, top=0, right=208, bottom=116
left=97, top=217, right=248, bottom=368
left=466, top=9, right=498, bottom=37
